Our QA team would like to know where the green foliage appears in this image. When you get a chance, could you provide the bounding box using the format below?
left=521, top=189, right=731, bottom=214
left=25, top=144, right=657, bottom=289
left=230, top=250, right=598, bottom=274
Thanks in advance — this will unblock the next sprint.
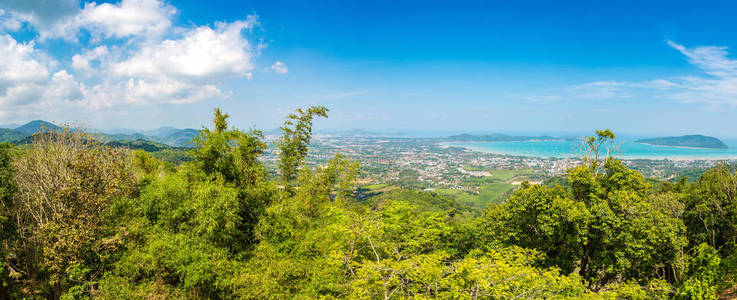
left=190, top=108, right=268, bottom=187
left=0, top=143, right=17, bottom=297
left=5, top=116, right=737, bottom=299
left=0, top=128, right=25, bottom=143
left=278, top=105, right=328, bottom=192
left=106, top=138, right=173, bottom=152
left=677, top=244, right=721, bottom=300
left=7, top=127, right=137, bottom=298
left=485, top=131, right=689, bottom=290
left=351, top=248, right=588, bottom=299
left=683, top=164, right=737, bottom=252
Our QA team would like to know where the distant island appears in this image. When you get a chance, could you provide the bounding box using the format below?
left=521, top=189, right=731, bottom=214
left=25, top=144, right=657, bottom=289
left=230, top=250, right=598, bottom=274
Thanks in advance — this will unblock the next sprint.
left=636, top=135, right=728, bottom=149
left=446, top=133, right=575, bottom=142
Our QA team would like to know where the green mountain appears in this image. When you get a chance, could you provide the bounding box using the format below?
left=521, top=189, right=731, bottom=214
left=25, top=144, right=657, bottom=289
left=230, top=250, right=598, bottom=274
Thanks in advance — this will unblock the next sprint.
left=3, top=120, right=199, bottom=148
left=14, top=120, right=61, bottom=135
left=144, top=126, right=182, bottom=137
left=153, top=128, right=199, bottom=147
left=105, top=139, right=175, bottom=152
left=636, top=135, right=728, bottom=149
left=0, top=128, right=26, bottom=143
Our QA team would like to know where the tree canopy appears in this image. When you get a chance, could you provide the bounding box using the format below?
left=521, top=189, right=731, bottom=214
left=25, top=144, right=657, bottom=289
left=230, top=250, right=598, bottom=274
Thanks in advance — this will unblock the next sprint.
left=0, top=112, right=736, bottom=299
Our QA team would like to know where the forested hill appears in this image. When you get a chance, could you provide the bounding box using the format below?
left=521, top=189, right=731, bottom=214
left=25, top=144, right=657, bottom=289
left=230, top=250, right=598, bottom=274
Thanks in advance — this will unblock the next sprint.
left=13, top=120, right=61, bottom=135
left=636, top=135, right=728, bottom=149
left=446, top=133, right=574, bottom=142
left=0, top=120, right=199, bottom=147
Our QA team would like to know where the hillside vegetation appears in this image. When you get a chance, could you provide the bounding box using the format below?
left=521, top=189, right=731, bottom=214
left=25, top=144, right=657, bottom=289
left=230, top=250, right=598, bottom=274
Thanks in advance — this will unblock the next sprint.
left=1, top=111, right=736, bottom=299
left=637, top=134, right=729, bottom=149
left=0, top=121, right=199, bottom=147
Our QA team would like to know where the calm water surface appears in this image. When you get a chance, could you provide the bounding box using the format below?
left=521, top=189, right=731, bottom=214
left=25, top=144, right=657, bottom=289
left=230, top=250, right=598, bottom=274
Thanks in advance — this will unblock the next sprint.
left=442, top=139, right=737, bottom=159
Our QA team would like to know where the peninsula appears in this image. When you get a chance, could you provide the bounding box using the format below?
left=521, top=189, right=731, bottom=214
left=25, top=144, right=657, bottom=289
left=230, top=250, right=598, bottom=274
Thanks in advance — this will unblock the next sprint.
left=636, top=135, right=728, bottom=149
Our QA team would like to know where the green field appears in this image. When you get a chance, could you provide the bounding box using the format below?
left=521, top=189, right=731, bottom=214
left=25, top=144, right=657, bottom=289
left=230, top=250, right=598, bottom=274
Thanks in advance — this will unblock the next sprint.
left=360, top=169, right=537, bottom=210
left=440, top=168, right=537, bottom=208
left=362, top=183, right=389, bottom=191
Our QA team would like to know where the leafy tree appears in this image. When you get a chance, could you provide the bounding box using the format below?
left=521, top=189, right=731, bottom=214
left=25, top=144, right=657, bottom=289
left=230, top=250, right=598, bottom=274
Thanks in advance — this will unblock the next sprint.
left=6, top=109, right=734, bottom=299
left=278, top=106, right=329, bottom=192
left=0, top=143, right=17, bottom=299
left=243, top=154, right=359, bottom=298
left=677, top=243, right=721, bottom=300
left=484, top=130, right=688, bottom=290
left=9, top=127, right=136, bottom=298
left=190, top=108, right=268, bottom=187
left=97, top=109, right=278, bottom=298
left=683, top=164, right=737, bottom=253
left=131, top=150, right=161, bottom=186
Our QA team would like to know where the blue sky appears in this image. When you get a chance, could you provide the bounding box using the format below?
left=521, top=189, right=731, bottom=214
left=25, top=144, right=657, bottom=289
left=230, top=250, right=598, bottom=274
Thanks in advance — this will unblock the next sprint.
left=1, top=0, right=736, bottom=136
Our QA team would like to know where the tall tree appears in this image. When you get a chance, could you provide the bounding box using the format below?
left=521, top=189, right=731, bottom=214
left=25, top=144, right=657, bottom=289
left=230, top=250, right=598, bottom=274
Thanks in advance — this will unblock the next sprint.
left=0, top=143, right=16, bottom=299
left=484, top=130, right=688, bottom=290
left=278, top=106, right=329, bottom=193
left=10, top=127, right=136, bottom=299
left=683, top=164, right=737, bottom=253
left=190, top=108, right=268, bottom=187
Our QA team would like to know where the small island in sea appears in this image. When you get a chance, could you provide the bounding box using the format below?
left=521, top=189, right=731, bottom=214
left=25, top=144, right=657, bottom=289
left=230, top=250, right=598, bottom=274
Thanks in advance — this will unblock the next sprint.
left=636, top=135, right=728, bottom=149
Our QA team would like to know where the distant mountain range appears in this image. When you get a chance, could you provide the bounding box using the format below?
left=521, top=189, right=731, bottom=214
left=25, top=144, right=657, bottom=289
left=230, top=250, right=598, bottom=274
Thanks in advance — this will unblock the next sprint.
left=0, top=120, right=200, bottom=148
left=636, top=135, right=728, bottom=149
left=445, top=133, right=576, bottom=142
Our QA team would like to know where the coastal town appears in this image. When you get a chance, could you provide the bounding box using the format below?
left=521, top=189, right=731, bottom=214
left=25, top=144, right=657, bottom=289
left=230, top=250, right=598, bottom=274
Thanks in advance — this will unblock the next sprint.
left=261, top=134, right=731, bottom=191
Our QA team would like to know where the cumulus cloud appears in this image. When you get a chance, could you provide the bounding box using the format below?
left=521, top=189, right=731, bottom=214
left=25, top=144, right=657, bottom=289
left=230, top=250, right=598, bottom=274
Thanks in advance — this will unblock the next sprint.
left=0, top=0, right=81, bottom=40
left=108, top=19, right=258, bottom=104
left=114, top=20, right=256, bottom=79
left=79, top=0, right=176, bottom=39
left=0, top=9, right=23, bottom=31
left=271, top=61, right=288, bottom=74
left=0, top=35, right=86, bottom=119
left=71, top=46, right=109, bottom=73
left=0, top=37, right=49, bottom=81
left=0, top=1, right=265, bottom=121
left=0, top=35, right=50, bottom=104
left=0, top=0, right=176, bottom=40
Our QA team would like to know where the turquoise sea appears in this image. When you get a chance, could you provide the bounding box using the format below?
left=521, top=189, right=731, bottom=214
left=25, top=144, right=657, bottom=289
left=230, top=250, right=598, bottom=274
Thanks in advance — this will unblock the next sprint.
left=442, top=138, right=737, bottom=160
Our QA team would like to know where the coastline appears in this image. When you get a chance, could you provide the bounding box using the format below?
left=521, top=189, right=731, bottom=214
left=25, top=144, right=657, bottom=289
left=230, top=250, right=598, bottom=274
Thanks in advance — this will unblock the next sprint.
left=439, top=141, right=737, bottom=161
left=633, top=141, right=729, bottom=150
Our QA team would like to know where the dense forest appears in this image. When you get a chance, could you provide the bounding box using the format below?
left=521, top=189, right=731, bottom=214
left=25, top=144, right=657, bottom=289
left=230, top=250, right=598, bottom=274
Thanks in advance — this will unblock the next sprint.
left=1, top=107, right=736, bottom=299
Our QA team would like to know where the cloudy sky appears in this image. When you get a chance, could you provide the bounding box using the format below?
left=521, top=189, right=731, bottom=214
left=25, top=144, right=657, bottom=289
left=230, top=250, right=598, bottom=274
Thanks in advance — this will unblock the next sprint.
left=1, top=0, right=736, bottom=136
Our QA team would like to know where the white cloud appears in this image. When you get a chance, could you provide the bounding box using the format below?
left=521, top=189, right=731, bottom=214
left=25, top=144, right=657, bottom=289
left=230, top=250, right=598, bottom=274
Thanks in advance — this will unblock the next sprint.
left=114, top=20, right=256, bottom=79
left=0, top=9, right=23, bottom=31
left=667, top=40, right=737, bottom=78
left=0, top=14, right=261, bottom=119
left=663, top=41, right=737, bottom=106
left=0, top=36, right=48, bottom=82
left=106, top=18, right=258, bottom=104
left=525, top=41, right=737, bottom=107
left=0, top=0, right=81, bottom=40
left=79, top=0, right=176, bottom=39
left=0, top=35, right=86, bottom=120
left=1, top=0, right=176, bottom=41
left=0, top=0, right=272, bottom=122
left=71, top=46, right=109, bottom=73
left=271, top=61, right=288, bottom=74
left=0, top=35, right=50, bottom=104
